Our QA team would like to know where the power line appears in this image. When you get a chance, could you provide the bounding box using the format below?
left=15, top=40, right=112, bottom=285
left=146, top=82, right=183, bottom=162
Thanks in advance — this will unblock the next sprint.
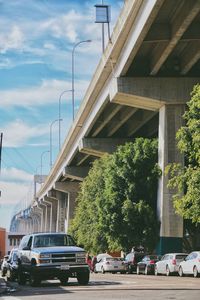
left=12, top=148, right=35, bottom=173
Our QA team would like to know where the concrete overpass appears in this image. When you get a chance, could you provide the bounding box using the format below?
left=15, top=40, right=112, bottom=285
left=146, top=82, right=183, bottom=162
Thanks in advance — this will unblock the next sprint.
left=11, top=0, right=200, bottom=254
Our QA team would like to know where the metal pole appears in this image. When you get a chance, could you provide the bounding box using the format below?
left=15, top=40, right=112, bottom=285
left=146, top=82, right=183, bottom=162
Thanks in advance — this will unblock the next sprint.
left=58, top=90, right=72, bottom=150
left=40, top=150, right=49, bottom=180
left=50, top=119, right=61, bottom=168
left=102, top=0, right=105, bottom=52
left=71, top=40, right=91, bottom=121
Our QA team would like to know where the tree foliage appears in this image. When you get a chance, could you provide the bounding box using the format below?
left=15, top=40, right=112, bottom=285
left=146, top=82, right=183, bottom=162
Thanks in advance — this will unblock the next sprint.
left=167, top=84, right=200, bottom=225
left=69, top=138, right=161, bottom=254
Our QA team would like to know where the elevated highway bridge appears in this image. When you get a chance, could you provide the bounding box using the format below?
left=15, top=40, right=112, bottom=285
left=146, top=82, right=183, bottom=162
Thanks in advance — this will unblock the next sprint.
left=11, top=0, right=200, bottom=254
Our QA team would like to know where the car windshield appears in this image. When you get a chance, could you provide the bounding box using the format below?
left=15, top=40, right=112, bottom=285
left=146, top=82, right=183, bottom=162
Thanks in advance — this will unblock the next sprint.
left=33, top=234, right=76, bottom=248
left=175, top=254, right=188, bottom=260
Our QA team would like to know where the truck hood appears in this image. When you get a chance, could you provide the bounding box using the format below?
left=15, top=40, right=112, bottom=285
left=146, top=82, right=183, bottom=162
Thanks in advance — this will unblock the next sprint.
left=32, top=246, right=85, bottom=254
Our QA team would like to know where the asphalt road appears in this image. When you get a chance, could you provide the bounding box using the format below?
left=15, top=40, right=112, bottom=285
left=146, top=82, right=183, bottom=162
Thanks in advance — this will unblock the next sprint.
left=1, top=273, right=200, bottom=300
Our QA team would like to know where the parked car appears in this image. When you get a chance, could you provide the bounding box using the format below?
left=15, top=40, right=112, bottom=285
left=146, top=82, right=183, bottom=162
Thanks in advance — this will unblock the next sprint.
left=125, top=251, right=146, bottom=273
left=178, top=251, right=200, bottom=278
left=155, top=253, right=188, bottom=276
left=95, top=257, right=127, bottom=274
left=137, top=255, right=160, bottom=275
left=0, top=255, right=9, bottom=277
left=6, top=249, right=19, bottom=281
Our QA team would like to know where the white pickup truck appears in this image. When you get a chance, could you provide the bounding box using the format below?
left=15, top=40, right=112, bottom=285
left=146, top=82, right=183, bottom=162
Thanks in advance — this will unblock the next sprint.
left=17, top=232, right=89, bottom=286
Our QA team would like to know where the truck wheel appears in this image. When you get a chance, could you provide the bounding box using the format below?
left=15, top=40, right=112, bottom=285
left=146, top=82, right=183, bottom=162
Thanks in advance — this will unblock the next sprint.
left=29, top=273, right=41, bottom=287
left=18, top=270, right=26, bottom=285
left=77, top=270, right=90, bottom=285
left=59, top=276, right=69, bottom=286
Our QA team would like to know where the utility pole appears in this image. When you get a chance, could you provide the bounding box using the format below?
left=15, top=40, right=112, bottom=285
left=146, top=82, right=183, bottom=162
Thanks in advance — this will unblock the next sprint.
left=0, top=132, right=3, bottom=197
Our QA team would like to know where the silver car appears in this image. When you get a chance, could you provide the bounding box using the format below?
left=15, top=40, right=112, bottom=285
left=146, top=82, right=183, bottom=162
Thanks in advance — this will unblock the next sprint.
left=155, top=253, right=188, bottom=276
left=179, top=251, right=200, bottom=278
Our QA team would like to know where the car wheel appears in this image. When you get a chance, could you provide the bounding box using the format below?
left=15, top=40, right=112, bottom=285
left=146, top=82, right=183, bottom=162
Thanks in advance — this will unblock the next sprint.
left=144, top=266, right=149, bottom=275
left=136, top=266, right=140, bottom=275
left=193, top=266, right=199, bottom=278
left=154, top=266, right=159, bottom=276
left=166, top=265, right=171, bottom=276
left=178, top=266, right=184, bottom=277
left=101, top=267, right=105, bottom=274
left=7, top=269, right=15, bottom=281
left=77, top=270, right=90, bottom=285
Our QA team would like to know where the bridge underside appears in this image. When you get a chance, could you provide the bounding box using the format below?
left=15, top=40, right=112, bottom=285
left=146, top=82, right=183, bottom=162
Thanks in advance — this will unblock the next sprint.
left=11, top=0, right=200, bottom=254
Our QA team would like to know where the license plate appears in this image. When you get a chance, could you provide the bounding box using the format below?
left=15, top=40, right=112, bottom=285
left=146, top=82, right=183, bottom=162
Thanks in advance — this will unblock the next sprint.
left=61, top=265, right=70, bottom=270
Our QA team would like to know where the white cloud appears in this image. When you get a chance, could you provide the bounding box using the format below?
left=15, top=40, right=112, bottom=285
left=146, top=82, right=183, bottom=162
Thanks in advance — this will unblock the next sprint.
left=1, top=119, right=48, bottom=147
left=0, top=180, right=33, bottom=205
left=0, top=25, right=24, bottom=54
left=1, top=167, right=33, bottom=182
left=0, top=78, right=89, bottom=109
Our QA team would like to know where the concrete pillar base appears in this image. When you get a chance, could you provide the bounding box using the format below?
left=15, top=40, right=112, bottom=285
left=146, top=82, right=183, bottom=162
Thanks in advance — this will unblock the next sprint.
left=156, top=237, right=183, bottom=255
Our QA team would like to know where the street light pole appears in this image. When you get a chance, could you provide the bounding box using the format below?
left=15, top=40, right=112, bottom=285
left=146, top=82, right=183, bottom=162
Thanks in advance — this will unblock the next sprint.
left=72, top=39, right=91, bottom=121
left=50, top=118, right=62, bottom=168
left=40, top=150, right=50, bottom=181
left=58, top=90, right=72, bottom=150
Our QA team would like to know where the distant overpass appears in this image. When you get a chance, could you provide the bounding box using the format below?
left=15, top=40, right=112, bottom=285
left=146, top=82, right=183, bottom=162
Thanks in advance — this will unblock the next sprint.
left=11, top=0, right=200, bottom=254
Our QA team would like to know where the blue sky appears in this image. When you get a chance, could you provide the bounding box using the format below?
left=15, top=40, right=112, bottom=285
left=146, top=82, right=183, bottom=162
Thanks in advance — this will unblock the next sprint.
left=0, top=0, right=123, bottom=230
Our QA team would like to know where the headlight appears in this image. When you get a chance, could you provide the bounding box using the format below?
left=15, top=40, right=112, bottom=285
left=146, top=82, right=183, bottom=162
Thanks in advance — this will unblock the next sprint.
left=39, top=260, right=50, bottom=264
left=40, top=254, right=51, bottom=258
left=76, top=252, right=86, bottom=258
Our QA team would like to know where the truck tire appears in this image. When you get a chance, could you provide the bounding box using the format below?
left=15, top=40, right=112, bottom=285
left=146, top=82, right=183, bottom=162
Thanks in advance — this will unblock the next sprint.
left=29, top=272, right=41, bottom=287
left=77, top=270, right=90, bottom=285
left=59, top=275, right=69, bottom=286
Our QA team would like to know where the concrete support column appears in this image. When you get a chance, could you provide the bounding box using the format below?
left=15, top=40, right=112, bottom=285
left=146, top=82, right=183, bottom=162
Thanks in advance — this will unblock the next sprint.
left=37, top=203, right=46, bottom=232
left=54, top=182, right=80, bottom=233
left=157, top=104, right=185, bottom=254
left=66, top=191, right=78, bottom=232
left=43, top=197, right=53, bottom=232
left=32, top=206, right=43, bottom=232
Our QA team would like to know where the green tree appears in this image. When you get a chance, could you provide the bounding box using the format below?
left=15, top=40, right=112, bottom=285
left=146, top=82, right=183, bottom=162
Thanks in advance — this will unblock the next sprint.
left=69, top=138, right=161, bottom=253
left=103, top=138, right=161, bottom=252
left=167, top=84, right=200, bottom=224
left=166, top=84, right=200, bottom=249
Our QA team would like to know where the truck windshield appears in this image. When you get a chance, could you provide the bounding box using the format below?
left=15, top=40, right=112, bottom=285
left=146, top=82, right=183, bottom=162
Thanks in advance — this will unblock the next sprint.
left=33, top=234, right=76, bottom=248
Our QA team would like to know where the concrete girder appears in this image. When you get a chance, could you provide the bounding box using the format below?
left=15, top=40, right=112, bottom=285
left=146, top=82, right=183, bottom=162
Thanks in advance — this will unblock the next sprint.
left=63, top=166, right=89, bottom=181
left=54, top=182, right=80, bottom=194
left=150, top=1, right=200, bottom=75
left=110, top=77, right=200, bottom=110
left=79, top=137, right=133, bottom=157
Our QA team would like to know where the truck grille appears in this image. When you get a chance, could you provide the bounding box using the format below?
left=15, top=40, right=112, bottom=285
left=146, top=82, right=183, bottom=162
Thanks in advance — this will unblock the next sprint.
left=51, top=253, right=76, bottom=263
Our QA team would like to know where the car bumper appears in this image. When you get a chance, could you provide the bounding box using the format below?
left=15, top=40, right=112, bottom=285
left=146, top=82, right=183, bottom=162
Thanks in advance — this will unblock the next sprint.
left=30, top=264, right=89, bottom=279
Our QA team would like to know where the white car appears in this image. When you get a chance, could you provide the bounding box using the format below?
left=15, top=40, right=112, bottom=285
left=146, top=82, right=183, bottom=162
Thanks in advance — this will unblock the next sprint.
left=178, top=251, right=200, bottom=278
left=95, top=257, right=127, bottom=274
left=155, top=253, right=188, bottom=276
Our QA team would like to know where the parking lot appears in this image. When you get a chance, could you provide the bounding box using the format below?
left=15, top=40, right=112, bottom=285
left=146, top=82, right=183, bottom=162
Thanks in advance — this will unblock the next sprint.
left=1, top=272, right=200, bottom=300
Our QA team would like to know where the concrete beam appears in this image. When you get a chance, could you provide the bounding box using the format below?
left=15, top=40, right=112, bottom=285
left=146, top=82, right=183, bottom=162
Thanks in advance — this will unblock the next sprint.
left=54, top=181, right=80, bottom=194
left=63, top=166, right=90, bottom=181
left=110, top=77, right=200, bottom=110
left=150, top=1, right=200, bottom=75
left=79, top=138, right=132, bottom=157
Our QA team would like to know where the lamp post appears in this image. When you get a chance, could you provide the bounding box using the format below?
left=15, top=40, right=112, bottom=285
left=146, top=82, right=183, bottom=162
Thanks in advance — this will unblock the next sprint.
left=50, top=119, right=62, bottom=168
left=40, top=150, right=50, bottom=180
left=72, top=39, right=91, bottom=121
left=58, top=90, right=72, bottom=150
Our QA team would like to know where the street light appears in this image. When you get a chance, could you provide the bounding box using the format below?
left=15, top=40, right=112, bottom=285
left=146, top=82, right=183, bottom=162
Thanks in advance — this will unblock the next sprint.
left=58, top=90, right=72, bottom=150
left=40, top=150, right=50, bottom=180
left=50, top=119, right=62, bottom=168
left=72, top=39, right=92, bottom=121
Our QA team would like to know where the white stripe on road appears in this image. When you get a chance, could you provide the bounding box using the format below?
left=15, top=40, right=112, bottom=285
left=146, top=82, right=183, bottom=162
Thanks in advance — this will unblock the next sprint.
left=2, top=297, right=22, bottom=300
